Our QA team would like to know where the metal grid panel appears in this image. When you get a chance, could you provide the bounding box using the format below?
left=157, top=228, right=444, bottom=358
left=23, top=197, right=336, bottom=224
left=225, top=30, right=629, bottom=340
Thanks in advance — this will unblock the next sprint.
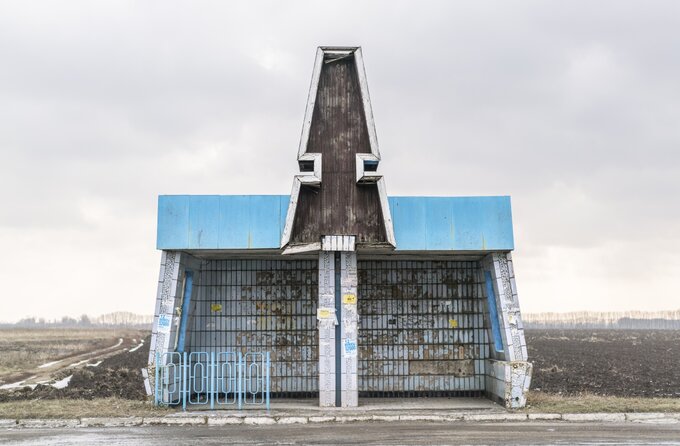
left=358, top=260, right=489, bottom=397
left=189, top=259, right=318, bottom=398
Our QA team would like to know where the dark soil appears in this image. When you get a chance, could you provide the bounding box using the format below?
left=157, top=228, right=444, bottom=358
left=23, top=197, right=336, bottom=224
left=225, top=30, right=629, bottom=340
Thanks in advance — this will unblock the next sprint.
left=0, top=336, right=150, bottom=403
left=2, top=330, right=679, bottom=402
left=527, top=330, right=680, bottom=397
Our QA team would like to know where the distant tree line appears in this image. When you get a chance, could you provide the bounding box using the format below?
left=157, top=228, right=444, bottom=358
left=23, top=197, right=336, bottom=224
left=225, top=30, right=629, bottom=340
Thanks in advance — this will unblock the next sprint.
left=6, top=310, right=679, bottom=330
left=524, top=310, right=680, bottom=329
left=1, top=312, right=153, bottom=329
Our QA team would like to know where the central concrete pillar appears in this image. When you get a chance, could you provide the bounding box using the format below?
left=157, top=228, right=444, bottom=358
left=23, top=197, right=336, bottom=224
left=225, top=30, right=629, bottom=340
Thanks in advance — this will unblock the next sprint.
left=317, top=236, right=358, bottom=407
left=317, top=250, right=336, bottom=407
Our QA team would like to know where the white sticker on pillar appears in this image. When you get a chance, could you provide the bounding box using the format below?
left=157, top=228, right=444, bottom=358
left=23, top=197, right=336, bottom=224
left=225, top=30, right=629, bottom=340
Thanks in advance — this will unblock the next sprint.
left=318, top=252, right=334, bottom=295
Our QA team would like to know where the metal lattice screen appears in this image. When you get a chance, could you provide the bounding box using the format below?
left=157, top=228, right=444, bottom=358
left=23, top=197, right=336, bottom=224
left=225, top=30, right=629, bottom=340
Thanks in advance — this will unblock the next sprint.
left=188, top=259, right=318, bottom=398
left=357, top=260, right=489, bottom=397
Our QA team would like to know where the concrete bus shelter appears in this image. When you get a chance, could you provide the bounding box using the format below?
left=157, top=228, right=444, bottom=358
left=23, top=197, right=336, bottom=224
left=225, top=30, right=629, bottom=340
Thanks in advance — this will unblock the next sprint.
left=148, top=46, right=532, bottom=409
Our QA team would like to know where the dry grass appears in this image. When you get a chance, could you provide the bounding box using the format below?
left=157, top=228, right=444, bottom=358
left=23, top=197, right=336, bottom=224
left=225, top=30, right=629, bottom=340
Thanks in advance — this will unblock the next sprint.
left=0, top=328, right=146, bottom=379
left=2, top=393, right=678, bottom=419
left=0, top=398, right=175, bottom=419
left=525, top=391, right=680, bottom=413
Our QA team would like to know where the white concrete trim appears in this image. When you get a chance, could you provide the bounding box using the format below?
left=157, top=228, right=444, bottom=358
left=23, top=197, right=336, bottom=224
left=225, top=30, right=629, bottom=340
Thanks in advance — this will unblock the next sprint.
left=322, top=235, right=356, bottom=252
left=297, top=47, right=324, bottom=159
left=353, top=47, right=380, bottom=159
left=280, top=178, right=301, bottom=249
left=355, top=153, right=381, bottom=183
left=300, top=152, right=323, bottom=182
left=281, top=242, right=321, bottom=255
left=319, top=46, right=357, bottom=54
left=281, top=154, right=322, bottom=249
left=354, top=155, right=395, bottom=248
left=377, top=177, right=396, bottom=248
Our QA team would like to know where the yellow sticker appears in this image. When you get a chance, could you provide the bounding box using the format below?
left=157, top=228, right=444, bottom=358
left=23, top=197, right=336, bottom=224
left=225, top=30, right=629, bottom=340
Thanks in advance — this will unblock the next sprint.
left=211, top=303, right=223, bottom=313
left=449, top=319, right=458, bottom=328
left=317, top=308, right=331, bottom=319
left=342, top=294, right=357, bottom=305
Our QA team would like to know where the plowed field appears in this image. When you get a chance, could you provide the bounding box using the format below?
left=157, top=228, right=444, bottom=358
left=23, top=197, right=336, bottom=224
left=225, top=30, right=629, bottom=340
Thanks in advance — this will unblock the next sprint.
left=526, top=330, right=680, bottom=397
left=1, top=329, right=678, bottom=402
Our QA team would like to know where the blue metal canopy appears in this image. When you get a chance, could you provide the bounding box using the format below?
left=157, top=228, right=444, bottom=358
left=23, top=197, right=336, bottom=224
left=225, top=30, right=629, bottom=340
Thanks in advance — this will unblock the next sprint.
left=156, top=195, right=514, bottom=251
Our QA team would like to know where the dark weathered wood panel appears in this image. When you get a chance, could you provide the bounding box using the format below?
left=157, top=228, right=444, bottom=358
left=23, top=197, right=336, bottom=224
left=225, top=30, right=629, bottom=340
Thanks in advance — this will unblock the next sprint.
left=291, top=55, right=386, bottom=245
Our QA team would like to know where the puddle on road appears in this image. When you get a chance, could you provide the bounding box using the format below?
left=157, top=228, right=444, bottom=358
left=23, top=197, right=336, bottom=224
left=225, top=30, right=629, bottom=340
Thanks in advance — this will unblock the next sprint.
left=37, top=360, right=63, bottom=369
left=129, top=340, right=145, bottom=353
left=0, top=376, right=37, bottom=390
left=51, top=375, right=73, bottom=390
left=1, top=374, right=73, bottom=390
left=70, top=359, right=90, bottom=367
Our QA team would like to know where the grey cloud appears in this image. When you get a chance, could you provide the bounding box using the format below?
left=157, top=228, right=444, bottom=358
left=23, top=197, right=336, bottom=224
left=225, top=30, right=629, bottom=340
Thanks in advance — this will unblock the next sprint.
left=1, top=0, right=679, bottom=320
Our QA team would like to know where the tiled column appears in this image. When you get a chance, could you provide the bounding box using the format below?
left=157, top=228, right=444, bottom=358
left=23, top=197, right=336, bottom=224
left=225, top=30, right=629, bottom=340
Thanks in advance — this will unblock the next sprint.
left=147, top=251, right=184, bottom=397
left=340, top=251, right=358, bottom=407
left=482, top=252, right=532, bottom=408
left=148, top=251, right=182, bottom=365
left=318, top=236, right=358, bottom=407
left=147, top=251, right=201, bottom=399
left=317, top=250, right=336, bottom=407
left=485, top=252, right=528, bottom=362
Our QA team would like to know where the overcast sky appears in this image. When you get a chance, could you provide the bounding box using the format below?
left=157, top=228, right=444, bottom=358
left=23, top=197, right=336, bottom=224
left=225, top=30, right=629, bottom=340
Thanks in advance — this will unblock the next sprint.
left=1, top=1, right=679, bottom=322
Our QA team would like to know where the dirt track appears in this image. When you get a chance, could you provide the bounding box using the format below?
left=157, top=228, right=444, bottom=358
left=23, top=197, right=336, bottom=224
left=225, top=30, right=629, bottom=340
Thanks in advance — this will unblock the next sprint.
left=0, top=334, right=150, bottom=402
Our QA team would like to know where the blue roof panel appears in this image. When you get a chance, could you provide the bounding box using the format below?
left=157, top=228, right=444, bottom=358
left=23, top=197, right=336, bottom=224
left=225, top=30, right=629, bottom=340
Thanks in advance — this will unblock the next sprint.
left=157, top=195, right=514, bottom=251
left=389, top=196, right=514, bottom=251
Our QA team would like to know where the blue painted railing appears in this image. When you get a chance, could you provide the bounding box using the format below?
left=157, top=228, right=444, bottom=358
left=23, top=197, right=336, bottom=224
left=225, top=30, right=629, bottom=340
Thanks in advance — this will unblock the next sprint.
left=154, top=351, right=270, bottom=411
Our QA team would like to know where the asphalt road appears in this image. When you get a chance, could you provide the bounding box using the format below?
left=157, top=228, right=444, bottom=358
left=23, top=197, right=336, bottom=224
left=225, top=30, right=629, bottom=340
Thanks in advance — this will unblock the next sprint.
left=1, top=422, right=680, bottom=445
